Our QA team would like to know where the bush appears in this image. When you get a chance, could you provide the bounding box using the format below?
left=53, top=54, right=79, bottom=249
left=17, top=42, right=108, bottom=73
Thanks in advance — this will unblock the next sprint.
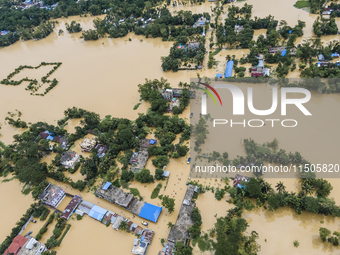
left=76, top=215, right=83, bottom=220
left=151, top=183, right=162, bottom=199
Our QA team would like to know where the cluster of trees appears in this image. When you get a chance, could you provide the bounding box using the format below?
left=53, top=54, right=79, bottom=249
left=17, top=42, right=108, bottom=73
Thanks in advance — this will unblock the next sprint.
left=45, top=217, right=67, bottom=249
left=319, top=227, right=340, bottom=246
left=212, top=207, right=260, bottom=255
left=36, top=213, right=54, bottom=241
left=81, top=29, right=99, bottom=40
left=227, top=176, right=338, bottom=217
left=162, top=36, right=206, bottom=71
left=1, top=62, right=62, bottom=96
left=241, top=138, right=316, bottom=178
left=65, top=21, right=82, bottom=33
left=188, top=207, right=202, bottom=239
left=159, top=194, right=175, bottom=213
left=313, top=17, right=338, bottom=37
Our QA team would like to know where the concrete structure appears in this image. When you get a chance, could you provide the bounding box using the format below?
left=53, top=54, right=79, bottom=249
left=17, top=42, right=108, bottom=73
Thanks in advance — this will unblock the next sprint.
left=130, top=150, right=149, bottom=173
left=96, top=182, right=162, bottom=222
left=61, top=195, right=82, bottom=220
left=160, top=89, right=196, bottom=101
left=60, top=151, right=80, bottom=168
left=251, top=66, right=270, bottom=77
left=80, top=138, right=97, bottom=152
left=16, top=237, right=47, bottom=255
left=38, top=183, right=65, bottom=208
left=167, top=185, right=196, bottom=243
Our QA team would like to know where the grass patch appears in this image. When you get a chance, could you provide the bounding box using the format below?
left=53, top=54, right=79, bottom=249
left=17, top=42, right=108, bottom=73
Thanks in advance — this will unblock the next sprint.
left=151, top=183, right=162, bottom=199
left=294, top=0, right=310, bottom=8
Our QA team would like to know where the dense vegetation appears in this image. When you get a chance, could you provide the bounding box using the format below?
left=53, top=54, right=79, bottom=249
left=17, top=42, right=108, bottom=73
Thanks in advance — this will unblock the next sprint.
left=0, top=78, right=190, bottom=196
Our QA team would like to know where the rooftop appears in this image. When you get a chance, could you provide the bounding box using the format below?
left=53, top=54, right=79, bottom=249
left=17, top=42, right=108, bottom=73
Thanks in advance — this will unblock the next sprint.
left=61, top=195, right=82, bottom=220
left=38, top=183, right=65, bottom=208
left=167, top=185, right=196, bottom=243
left=80, top=138, right=97, bottom=152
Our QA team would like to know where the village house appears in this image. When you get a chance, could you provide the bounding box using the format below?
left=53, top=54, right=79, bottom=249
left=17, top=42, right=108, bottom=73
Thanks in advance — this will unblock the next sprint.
left=94, top=144, right=109, bottom=158
left=187, top=41, right=200, bottom=51
left=132, top=229, right=155, bottom=255
left=60, top=151, right=80, bottom=168
left=234, top=24, right=244, bottom=33
left=38, top=131, right=68, bottom=149
left=3, top=235, right=28, bottom=255
left=160, top=88, right=196, bottom=101
left=80, top=138, right=97, bottom=152
left=38, top=183, right=65, bottom=208
left=169, top=98, right=180, bottom=112
left=61, top=195, right=82, bottom=220
left=129, top=139, right=156, bottom=172
left=4, top=235, right=47, bottom=255
left=251, top=54, right=270, bottom=77
left=233, top=174, right=251, bottom=188
left=268, top=46, right=286, bottom=54
left=192, top=17, right=209, bottom=28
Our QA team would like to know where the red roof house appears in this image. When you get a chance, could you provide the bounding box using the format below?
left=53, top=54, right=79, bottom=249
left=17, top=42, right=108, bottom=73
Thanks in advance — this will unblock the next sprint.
left=3, top=235, right=28, bottom=255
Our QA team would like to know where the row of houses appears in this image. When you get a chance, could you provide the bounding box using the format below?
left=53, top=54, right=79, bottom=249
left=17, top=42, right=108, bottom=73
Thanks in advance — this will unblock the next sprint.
left=95, top=181, right=163, bottom=222
left=38, top=130, right=68, bottom=149
left=77, top=199, right=155, bottom=255
left=36, top=183, right=156, bottom=254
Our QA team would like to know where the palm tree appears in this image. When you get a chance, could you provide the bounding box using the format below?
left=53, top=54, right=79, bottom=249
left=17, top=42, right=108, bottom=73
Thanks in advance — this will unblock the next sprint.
left=119, top=221, right=129, bottom=231
left=275, top=181, right=286, bottom=193
left=167, top=221, right=174, bottom=229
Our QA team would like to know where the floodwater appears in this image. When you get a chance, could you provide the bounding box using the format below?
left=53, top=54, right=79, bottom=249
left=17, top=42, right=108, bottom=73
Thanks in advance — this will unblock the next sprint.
left=0, top=1, right=340, bottom=255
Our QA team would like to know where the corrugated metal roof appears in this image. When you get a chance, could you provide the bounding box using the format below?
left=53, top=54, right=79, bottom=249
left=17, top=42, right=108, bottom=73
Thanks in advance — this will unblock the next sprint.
left=88, top=205, right=108, bottom=221
left=78, top=200, right=94, bottom=215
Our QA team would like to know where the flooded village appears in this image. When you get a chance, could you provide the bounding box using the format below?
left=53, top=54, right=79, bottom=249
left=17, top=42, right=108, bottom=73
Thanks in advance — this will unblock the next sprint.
left=1, top=0, right=340, bottom=254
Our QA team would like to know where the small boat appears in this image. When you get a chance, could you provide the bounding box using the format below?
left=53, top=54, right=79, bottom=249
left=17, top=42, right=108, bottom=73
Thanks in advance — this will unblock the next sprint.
left=31, top=220, right=37, bottom=223
left=141, top=221, right=148, bottom=226
left=24, top=231, right=32, bottom=237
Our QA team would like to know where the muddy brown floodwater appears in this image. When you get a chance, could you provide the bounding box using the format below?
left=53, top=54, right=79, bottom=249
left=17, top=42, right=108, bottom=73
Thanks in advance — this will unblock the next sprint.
left=0, top=1, right=340, bottom=255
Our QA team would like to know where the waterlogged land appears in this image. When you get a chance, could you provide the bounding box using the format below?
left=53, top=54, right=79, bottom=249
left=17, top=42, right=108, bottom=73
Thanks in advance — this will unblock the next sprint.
left=1, top=1, right=340, bottom=255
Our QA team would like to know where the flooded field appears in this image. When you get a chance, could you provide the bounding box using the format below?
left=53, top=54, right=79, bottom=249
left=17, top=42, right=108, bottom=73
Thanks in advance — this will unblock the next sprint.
left=0, top=0, right=340, bottom=254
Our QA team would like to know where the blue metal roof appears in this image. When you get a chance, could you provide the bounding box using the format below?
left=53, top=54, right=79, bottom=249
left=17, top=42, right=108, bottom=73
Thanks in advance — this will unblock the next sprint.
left=281, top=50, right=287, bottom=57
left=103, top=182, right=111, bottom=190
left=225, top=61, right=234, bottom=78
left=88, top=205, right=107, bottom=221
left=138, top=203, right=162, bottom=222
left=216, top=73, right=223, bottom=78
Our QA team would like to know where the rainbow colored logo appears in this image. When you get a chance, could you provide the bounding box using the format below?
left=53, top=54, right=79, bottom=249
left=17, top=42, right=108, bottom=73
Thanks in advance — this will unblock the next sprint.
left=197, top=82, right=222, bottom=106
